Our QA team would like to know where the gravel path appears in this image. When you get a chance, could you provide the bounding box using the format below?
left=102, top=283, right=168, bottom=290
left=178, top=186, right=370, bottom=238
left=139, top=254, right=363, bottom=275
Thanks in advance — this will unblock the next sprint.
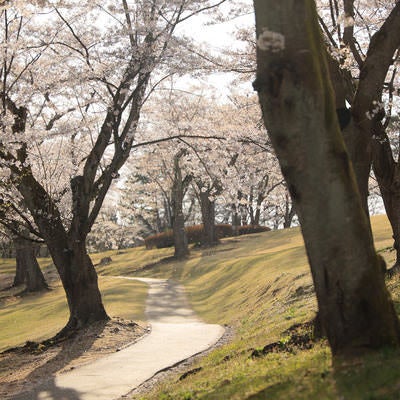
left=13, top=277, right=224, bottom=400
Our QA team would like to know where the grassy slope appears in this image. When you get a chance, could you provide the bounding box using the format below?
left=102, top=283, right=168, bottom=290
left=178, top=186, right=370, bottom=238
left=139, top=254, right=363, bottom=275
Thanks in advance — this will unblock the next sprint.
left=127, top=215, right=400, bottom=400
left=1, top=215, right=400, bottom=399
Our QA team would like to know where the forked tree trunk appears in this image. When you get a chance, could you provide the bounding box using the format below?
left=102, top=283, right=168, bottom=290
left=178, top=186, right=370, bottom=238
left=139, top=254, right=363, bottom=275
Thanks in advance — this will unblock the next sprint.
left=254, top=0, right=400, bottom=355
left=13, top=237, right=48, bottom=292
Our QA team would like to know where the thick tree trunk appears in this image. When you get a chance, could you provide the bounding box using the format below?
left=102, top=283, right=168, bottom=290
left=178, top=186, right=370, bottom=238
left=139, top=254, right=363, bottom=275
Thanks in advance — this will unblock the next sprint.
left=171, top=153, right=189, bottom=259
left=51, top=238, right=109, bottom=335
left=13, top=237, right=48, bottom=292
left=254, top=0, right=400, bottom=355
left=16, top=171, right=109, bottom=336
left=199, top=191, right=218, bottom=246
left=13, top=242, right=25, bottom=287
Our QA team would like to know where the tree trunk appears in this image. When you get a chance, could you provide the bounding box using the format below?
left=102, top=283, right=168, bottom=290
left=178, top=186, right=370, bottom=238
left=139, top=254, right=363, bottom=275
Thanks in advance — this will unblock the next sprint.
left=254, top=0, right=400, bottom=355
left=232, top=204, right=240, bottom=236
left=283, top=193, right=295, bottom=229
left=253, top=192, right=265, bottom=226
left=199, top=190, right=218, bottom=246
left=16, top=170, right=109, bottom=336
left=51, top=238, right=109, bottom=335
left=13, top=240, right=25, bottom=287
left=171, top=152, right=189, bottom=259
left=13, top=236, right=48, bottom=292
left=380, top=186, right=400, bottom=274
left=371, top=122, right=400, bottom=274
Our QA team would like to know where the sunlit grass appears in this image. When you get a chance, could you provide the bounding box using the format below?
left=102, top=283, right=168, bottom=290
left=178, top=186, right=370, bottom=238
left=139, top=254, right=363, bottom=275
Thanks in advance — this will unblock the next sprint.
left=129, top=214, right=400, bottom=400
left=0, top=277, right=147, bottom=352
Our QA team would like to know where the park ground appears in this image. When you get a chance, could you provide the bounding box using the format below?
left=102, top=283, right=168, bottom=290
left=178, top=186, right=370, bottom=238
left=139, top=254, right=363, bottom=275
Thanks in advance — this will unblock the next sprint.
left=2, top=215, right=400, bottom=399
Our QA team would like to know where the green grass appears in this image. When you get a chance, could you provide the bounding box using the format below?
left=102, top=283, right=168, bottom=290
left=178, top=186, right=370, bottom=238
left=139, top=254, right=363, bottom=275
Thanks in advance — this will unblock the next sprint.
left=0, top=277, right=147, bottom=352
left=126, top=214, right=400, bottom=400
left=1, top=214, right=400, bottom=399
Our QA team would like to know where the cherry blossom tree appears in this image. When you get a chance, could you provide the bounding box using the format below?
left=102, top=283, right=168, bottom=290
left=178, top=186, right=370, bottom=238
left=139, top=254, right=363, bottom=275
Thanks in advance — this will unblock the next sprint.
left=0, top=0, right=231, bottom=335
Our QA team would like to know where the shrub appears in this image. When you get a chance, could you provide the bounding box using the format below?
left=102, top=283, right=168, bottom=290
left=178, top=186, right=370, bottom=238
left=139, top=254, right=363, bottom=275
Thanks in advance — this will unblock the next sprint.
left=216, top=224, right=234, bottom=238
left=144, top=230, right=174, bottom=249
left=144, top=224, right=269, bottom=249
left=237, top=225, right=271, bottom=235
left=186, top=225, right=204, bottom=244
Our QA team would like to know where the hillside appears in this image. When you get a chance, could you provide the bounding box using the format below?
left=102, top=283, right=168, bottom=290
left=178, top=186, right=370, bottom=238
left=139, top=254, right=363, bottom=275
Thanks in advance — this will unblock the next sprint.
left=1, top=215, right=400, bottom=399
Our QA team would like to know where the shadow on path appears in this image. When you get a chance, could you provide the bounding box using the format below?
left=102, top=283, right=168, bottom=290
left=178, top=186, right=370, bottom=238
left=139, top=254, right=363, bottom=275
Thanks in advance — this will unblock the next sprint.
left=12, top=377, right=81, bottom=400
left=9, top=321, right=108, bottom=400
left=9, top=277, right=224, bottom=400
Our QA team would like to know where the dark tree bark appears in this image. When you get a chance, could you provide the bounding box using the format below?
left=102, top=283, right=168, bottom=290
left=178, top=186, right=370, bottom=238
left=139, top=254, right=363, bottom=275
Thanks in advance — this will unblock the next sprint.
left=282, top=193, right=295, bottom=229
left=13, top=240, right=25, bottom=287
left=14, top=170, right=109, bottom=333
left=254, top=0, right=400, bottom=355
left=171, top=150, right=190, bottom=259
left=199, top=189, right=219, bottom=247
left=370, top=121, right=400, bottom=274
left=231, top=204, right=241, bottom=236
left=13, top=236, right=48, bottom=292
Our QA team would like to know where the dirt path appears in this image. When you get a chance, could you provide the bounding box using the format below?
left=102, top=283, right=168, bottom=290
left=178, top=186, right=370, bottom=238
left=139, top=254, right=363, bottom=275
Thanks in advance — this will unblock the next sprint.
left=13, top=277, right=224, bottom=400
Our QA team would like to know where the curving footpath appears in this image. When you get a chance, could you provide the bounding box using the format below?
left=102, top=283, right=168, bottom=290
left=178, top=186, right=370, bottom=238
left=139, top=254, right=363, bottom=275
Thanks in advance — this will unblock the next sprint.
left=13, top=277, right=224, bottom=400
left=14, top=277, right=224, bottom=400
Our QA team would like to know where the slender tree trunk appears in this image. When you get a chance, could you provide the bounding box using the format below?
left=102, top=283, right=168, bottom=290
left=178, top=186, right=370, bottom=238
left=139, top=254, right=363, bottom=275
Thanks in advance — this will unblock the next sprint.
left=199, top=191, right=218, bottom=246
left=13, top=236, right=48, bottom=292
left=254, top=0, right=400, bottom=355
left=171, top=153, right=189, bottom=259
left=232, top=204, right=240, bottom=236
left=253, top=193, right=264, bottom=226
left=172, top=211, right=188, bottom=259
left=283, top=193, right=295, bottom=229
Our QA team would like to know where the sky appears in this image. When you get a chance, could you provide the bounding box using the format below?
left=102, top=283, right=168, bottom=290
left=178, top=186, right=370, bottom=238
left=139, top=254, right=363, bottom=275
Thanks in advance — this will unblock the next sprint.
left=175, top=6, right=255, bottom=101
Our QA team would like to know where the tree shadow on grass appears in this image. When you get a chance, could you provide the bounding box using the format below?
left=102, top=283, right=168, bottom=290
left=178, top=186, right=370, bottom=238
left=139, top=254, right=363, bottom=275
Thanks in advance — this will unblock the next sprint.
left=8, top=320, right=109, bottom=400
left=244, top=381, right=292, bottom=399
left=332, top=348, right=400, bottom=400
